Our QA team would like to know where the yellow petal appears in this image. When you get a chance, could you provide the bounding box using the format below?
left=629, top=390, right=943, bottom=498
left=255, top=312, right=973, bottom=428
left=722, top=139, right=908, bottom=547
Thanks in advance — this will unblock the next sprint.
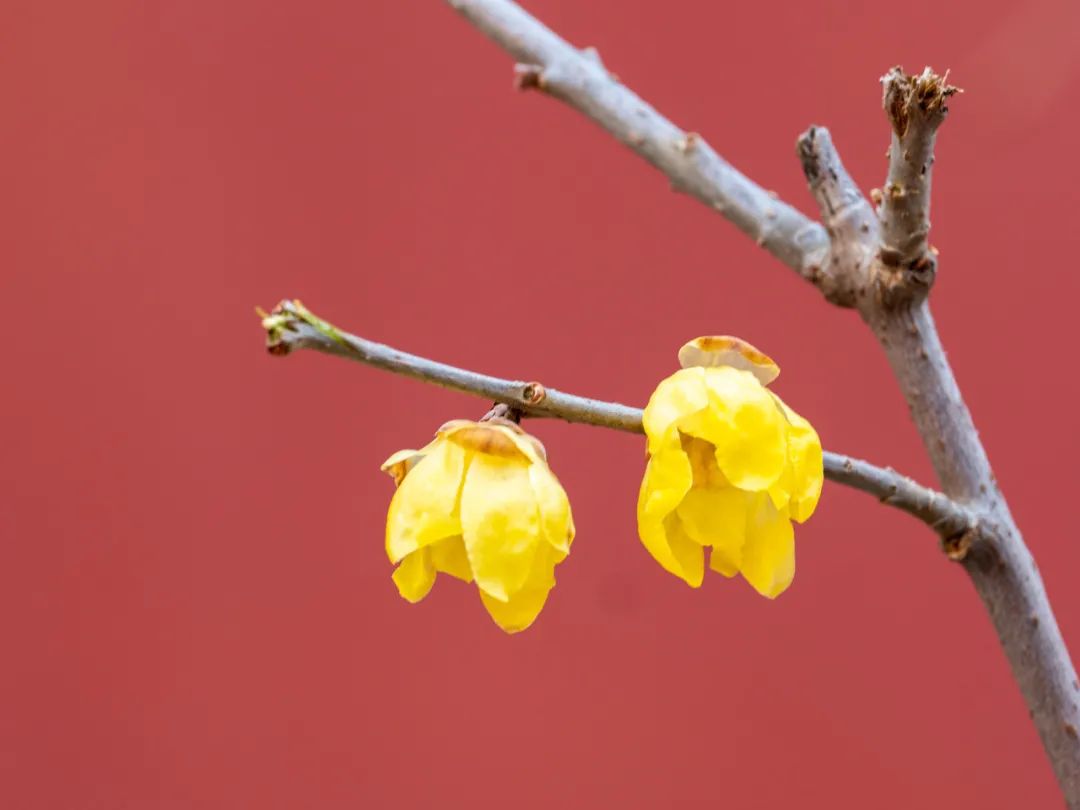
left=675, top=486, right=747, bottom=577
left=637, top=510, right=680, bottom=582
left=639, top=435, right=693, bottom=520
left=430, top=535, right=473, bottom=582
left=385, top=438, right=468, bottom=563
left=637, top=440, right=697, bottom=583
left=381, top=448, right=423, bottom=486
left=674, top=404, right=727, bottom=455
left=479, top=586, right=551, bottom=634
left=781, top=402, right=824, bottom=523
left=443, top=421, right=529, bottom=461
left=766, top=478, right=791, bottom=512
left=661, top=512, right=705, bottom=587
left=391, top=548, right=436, bottom=603
left=494, top=422, right=549, bottom=466
left=642, top=368, right=709, bottom=454
left=680, top=435, right=729, bottom=489
left=740, top=495, right=796, bottom=599
left=558, top=514, right=575, bottom=564
left=709, top=547, right=739, bottom=578
left=677, top=335, right=780, bottom=385
left=701, top=367, right=788, bottom=492
left=380, top=439, right=439, bottom=486
left=459, top=453, right=543, bottom=602
left=478, top=545, right=558, bottom=634
left=528, top=462, right=574, bottom=554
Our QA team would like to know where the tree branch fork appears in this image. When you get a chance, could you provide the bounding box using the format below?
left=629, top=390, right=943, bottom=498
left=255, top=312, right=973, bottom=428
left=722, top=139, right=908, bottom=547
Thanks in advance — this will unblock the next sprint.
left=260, top=0, right=1080, bottom=804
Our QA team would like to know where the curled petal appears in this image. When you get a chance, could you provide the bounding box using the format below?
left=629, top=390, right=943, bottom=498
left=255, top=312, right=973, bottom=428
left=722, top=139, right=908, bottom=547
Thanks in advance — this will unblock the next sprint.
left=639, top=435, right=693, bottom=519
left=740, top=496, right=796, bottom=599
left=493, top=421, right=550, bottom=465
left=528, top=462, right=574, bottom=554
left=380, top=438, right=438, bottom=487
left=642, top=368, right=709, bottom=454
left=637, top=440, right=695, bottom=582
left=460, top=453, right=543, bottom=602
left=444, top=421, right=530, bottom=461
left=678, top=335, right=780, bottom=385
left=701, top=367, right=788, bottom=492
left=781, top=402, right=824, bottom=523
left=385, top=439, right=468, bottom=563
left=560, top=514, right=574, bottom=563
left=391, top=548, right=436, bottom=603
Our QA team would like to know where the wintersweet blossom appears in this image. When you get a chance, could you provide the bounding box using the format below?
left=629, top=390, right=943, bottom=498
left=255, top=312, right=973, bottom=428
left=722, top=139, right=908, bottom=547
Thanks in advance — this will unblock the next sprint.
left=637, top=336, right=823, bottom=597
left=382, top=418, right=574, bottom=633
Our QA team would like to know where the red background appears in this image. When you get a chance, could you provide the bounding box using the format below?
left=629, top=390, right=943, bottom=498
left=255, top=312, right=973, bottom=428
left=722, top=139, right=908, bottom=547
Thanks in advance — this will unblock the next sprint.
left=4, top=0, right=1080, bottom=807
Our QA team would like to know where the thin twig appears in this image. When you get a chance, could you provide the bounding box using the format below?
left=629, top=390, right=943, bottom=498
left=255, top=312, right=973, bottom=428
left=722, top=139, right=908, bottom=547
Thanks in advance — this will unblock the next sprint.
left=260, top=300, right=641, bottom=432
left=261, top=300, right=975, bottom=539
left=446, top=0, right=830, bottom=282
left=795, top=126, right=877, bottom=306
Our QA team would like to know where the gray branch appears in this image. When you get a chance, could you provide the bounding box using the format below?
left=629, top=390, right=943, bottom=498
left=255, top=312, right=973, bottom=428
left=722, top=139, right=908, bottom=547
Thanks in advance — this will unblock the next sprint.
left=261, top=300, right=975, bottom=540
left=446, top=0, right=830, bottom=282
left=261, top=300, right=641, bottom=433
left=868, top=298, right=1080, bottom=805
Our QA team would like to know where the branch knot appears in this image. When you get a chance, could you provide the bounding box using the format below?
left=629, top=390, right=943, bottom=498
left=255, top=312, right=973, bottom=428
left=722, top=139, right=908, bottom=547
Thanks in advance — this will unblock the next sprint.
left=513, top=63, right=546, bottom=91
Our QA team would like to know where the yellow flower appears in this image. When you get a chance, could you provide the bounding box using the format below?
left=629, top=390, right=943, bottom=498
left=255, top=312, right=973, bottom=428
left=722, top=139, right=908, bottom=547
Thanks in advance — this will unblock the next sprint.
left=637, top=337, right=823, bottom=598
left=381, top=418, right=574, bottom=633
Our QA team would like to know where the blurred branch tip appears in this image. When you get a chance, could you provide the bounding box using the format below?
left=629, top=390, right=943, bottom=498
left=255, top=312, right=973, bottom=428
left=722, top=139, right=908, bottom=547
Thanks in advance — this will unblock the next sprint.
left=255, top=0, right=1080, bottom=804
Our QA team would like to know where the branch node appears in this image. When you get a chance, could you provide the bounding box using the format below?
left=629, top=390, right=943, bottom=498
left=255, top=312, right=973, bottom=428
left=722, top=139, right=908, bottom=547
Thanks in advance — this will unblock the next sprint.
left=513, top=63, right=546, bottom=91
left=522, top=381, right=547, bottom=405
left=943, top=527, right=976, bottom=561
left=676, top=132, right=701, bottom=154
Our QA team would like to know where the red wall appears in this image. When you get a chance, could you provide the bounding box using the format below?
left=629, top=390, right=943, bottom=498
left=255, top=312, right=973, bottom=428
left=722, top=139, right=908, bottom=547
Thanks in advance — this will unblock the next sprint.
left=5, top=1, right=1080, bottom=807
